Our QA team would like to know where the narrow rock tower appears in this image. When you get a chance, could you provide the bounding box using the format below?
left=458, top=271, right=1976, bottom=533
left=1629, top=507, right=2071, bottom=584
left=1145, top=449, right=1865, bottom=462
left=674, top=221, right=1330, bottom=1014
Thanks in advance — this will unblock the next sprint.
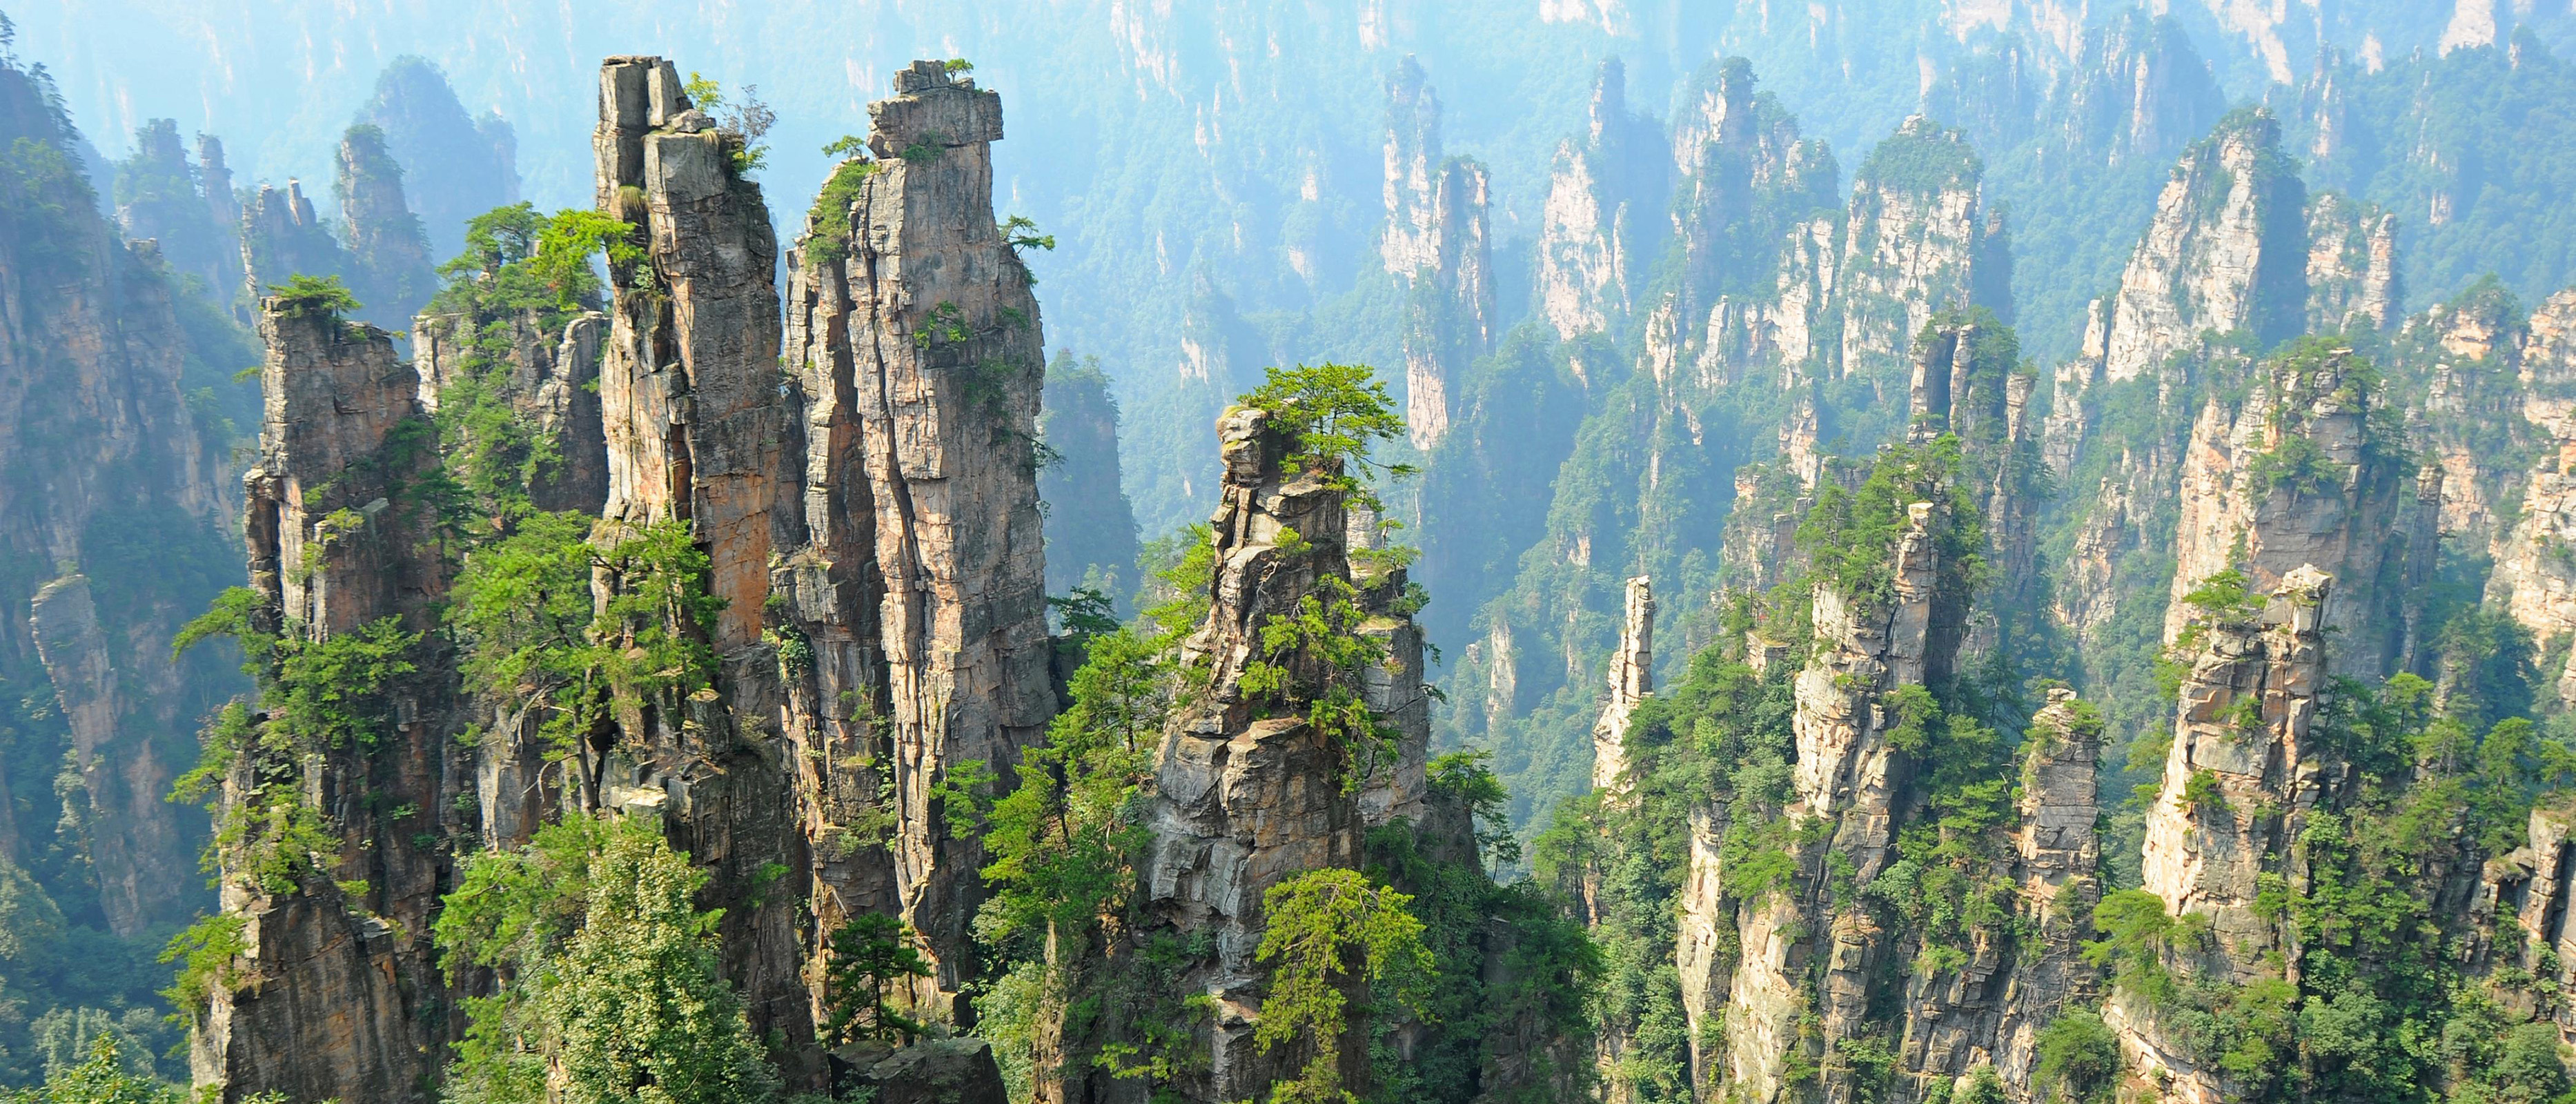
left=1589, top=575, right=1655, bottom=794
left=588, top=53, right=814, bottom=1063
left=193, top=304, right=453, bottom=1104
left=780, top=59, right=1055, bottom=1014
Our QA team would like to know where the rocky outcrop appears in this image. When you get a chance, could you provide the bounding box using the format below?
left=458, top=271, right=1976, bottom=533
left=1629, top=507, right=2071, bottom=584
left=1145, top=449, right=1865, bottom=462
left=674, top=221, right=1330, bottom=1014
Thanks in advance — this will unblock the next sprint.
left=2489, top=804, right=2576, bottom=1039
left=595, top=55, right=788, bottom=649
left=1836, top=117, right=1998, bottom=382
left=196, top=303, right=453, bottom=1104
left=2303, top=191, right=2397, bottom=333
left=1535, top=59, right=1661, bottom=341
left=411, top=308, right=609, bottom=515
left=584, top=55, right=820, bottom=1070
left=778, top=59, right=1054, bottom=1014
left=0, top=59, right=237, bottom=938
left=2483, top=290, right=2576, bottom=702
left=359, top=56, right=522, bottom=262
left=1377, top=57, right=1493, bottom=448
left=2050, top=11, right=2226, bottom=170
left=1123, top=406, right=1430, bottom=1104
left=237, top=181, right=346, bottom=309
left=28, top=575, right=197, bottom=935
left=112, top=119, right=243, bottom=301
left=2099, top=110, right=2308, bottom=386
left=334, top=124, right=437, bottom=328
left=1987, top=689, right=2103, bottom=1087
left=1588, top=575, right=1653, bottom=794
left=2160, top=341, right=2424, bottom=680
left=2116, top=568, right=2334, bottom=1103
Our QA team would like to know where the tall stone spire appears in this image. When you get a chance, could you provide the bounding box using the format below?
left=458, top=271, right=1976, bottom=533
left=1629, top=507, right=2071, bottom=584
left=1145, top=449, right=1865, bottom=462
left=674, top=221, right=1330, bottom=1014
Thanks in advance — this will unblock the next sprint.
left=778, top=59, right=1054, bottom=1014
left=1589, top=575, right=1655, bottom=793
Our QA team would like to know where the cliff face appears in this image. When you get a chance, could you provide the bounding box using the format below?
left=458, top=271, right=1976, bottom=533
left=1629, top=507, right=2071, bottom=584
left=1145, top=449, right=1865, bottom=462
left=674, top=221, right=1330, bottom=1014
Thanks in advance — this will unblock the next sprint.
left=0, top=59, right=237, bottom=941
left=779, top=59, right=1054, bottom=1011
left=1535, top=59, right=1662, bottom=341
left=1835, top=118, right=1999, bottom=383
left=411, top=308, right=609, bottom=515
left=1123, top=407, right=1430, bottom=1104
left=2158, top=342, right=2425, bottom=680
left=2098, top=110, right=2308, bottom=387
left=195, top=304, right=453, bottom=1104
left=1666, top=447, right=2101, bottom=1104
left=2479, top=290, right=2576, bottom=702
left=1588, top=575, right=1653, bottom=795
left=185, top=55, right=1049, bottom=1101
left=237, top=181, right=344, bottom=310
left=583, top=55, right=823, bottom=1064
left=1377, top=57, right=1493, bottom=448
left=359, top=55, right=521, bottom=262
left=2113, top=568, right=2333, bottom=1103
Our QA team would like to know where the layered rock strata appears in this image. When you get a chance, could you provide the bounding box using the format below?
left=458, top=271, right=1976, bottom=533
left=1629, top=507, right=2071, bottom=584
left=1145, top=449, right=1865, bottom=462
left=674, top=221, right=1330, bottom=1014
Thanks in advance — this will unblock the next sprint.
left=1121, top=407, right=1430, bottom=1104
left=779, top=59, right=1054, bottom=1012
left=2113, top=569, right=2334, bottom=1103
left=194, top=304, right=454, bottom=1104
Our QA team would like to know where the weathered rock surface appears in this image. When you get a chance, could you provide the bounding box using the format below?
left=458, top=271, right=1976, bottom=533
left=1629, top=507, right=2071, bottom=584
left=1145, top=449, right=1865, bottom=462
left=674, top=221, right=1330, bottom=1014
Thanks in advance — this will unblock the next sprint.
left=780, top=59, right=1055, bottom=1013
left=237, top=181, right=344, bottom=311
left=2471, top=291, right=2576, bottom=701
left=2116, top=568, right=2334, bottom=1103
left=1985, top=689, right=2103, bottom=1089
left=0, top=62, right=239, bottom=939
left=2099, top=110, right=2308, bottom=386
left=1377, top=57, right=1493, bottom=448
left=2159, top=342, right=2424, bottom=680
left=196, top=304, right=454, bottom=1104
left=857, top=1038, right=1010, bottom=1104
left=334, top=123, right=437, bottom=327
left=1836, top=117, right=2000, bottom=382
left=1587, top=575, right=1653, bottom=795
left=1535, top=59, right=1661, bottom=340
left=1109, top=406, right=1429, bottom=1104
left=587, top=53, right=820, bottom=1070
left=412, top=308, right=609, bottom=514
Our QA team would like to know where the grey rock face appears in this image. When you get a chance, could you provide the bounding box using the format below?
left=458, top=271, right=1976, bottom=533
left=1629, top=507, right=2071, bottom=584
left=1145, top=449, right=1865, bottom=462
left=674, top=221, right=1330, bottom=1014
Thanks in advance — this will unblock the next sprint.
left=197, top=305, right=455, bottom=1104
left=413, top=308, right=608, bottom=515
left=2118, top=568, right=2334, bottom=1104
left=857, top=1038, right=1010, bottom=1104
left=780, top=58, right=1055, bottom=1014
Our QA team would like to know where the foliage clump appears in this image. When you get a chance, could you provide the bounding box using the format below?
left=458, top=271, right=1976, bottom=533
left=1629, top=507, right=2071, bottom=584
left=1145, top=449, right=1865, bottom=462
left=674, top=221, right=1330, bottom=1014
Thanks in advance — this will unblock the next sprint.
left=1252, top=869, right=1435, bottom=1104
left=433, top=814, right=778, bottom=1104
left=267, top=273, right=361, bottom=322
left=801, top=157, right=878, bottom=266
left=1795, top=435, right=1985, bottom=614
